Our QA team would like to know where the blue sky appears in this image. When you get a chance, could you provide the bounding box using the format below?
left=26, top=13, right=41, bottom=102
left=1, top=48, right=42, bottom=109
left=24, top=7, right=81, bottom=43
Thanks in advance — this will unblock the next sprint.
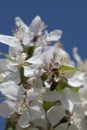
left=0, top=0, right=87, bottom=129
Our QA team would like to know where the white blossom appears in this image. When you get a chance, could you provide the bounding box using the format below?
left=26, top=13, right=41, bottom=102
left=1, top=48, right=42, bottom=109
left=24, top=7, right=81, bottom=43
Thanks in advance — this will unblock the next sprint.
left=0, top=16, right=87, bottom=130
left=0, top=81, right=44, bottom=128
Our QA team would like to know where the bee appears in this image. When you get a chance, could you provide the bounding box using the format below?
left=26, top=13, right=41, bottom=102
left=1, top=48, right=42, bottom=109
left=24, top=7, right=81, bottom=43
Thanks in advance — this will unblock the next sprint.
left=49, top=67, right=60, bottom=91
left=48, top=66, right=67, bottom=91
left=50, top=80, right=59, bottom=91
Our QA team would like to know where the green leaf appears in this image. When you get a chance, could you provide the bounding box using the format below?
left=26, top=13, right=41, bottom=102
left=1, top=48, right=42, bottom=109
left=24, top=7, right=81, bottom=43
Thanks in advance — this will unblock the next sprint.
left=43, top=101, right=60, bottom=111
left=60, top=65, right=78, bottom=78
left=70, top=86, right=80, bottom=92
left=56, top=78, right=80, bottom=92
left=56, top=79, right=69, bottom=92
left=5, top=114, right=20, bottom=130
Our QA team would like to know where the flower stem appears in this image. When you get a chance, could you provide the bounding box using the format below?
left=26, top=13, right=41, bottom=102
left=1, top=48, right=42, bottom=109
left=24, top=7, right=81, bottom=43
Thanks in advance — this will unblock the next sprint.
left=5, top=119, right=16, bottom=130
left=5, top=114, right=18, bottom=130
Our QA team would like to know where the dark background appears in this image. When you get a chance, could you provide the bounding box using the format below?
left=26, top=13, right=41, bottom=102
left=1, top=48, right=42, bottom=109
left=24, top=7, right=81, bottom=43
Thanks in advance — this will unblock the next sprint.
left=0, top=0, right=87, bottom=129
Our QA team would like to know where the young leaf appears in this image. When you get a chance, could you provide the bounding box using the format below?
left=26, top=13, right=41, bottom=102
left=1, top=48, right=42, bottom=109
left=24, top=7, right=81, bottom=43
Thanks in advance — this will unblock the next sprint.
left=56, top=79, right=69, bottom=92
left=43, top=101, right=60, bottom=111
left=60, top=65, right=78, bottom=78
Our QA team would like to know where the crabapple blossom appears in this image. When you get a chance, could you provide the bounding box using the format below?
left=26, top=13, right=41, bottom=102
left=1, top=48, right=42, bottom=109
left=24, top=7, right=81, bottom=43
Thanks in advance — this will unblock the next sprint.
left=0, top=16, right=87, bottom=130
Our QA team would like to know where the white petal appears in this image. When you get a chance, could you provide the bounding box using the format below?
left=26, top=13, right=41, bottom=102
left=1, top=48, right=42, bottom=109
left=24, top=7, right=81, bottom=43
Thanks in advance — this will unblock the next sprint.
left=73, top=47, right=82, bottom=64
left=4, top=70, right=20, bottom=84
left=28, top=77, right=43, bottom=88
left=16, top=125, right=39, bottom=130
left=0, top=59, right=18, bottom=73
left=18, top=111, right=31, bottom=128
left=60, top=88, right=74, bottom=112
left=0, top=81, right=19, bottom=100
left=0, top=59, right=11, bottom=73
left=68, top=125, right=78, bottom=130
left=34, top=46, right=43, bottom=55
left=26, top=55, right=43, bottom=65
left=44, top=81, right=50, bottom=88
left=43, top=89, right=60, bottom=102
left=0, top=100, right=15, bottom=117
left=46, top=29, right=62, bottom=41
left=68, top=71, right=85, bottom=87
left=68, top=78, right=83, bottom=87
left=30, top=16, right=45, bottom=34
left=24, top=65, right=37, bottom=77
left=30, top=105, right=45, bottom=119
left=32, top=118, right=47, bottom=130
left=47, top=105, right=65, bottom=126
left=67, top=99, right=74, bottom=113
left=22, top=33, right=31, bottom=45
left=26, top=47, right=54, bottom=66
left=55, top=123, right=68, bottom=130
left=28, top=128, right=39, bottom=130
left=27, top=87, right=40, bottom=101
left=0, top=34, right=22, bottom=48
left=42, top=47, right=54, bottom=66
left=9, top=46, right=23, bottom=59
left=15, top=17, right=29, bottom=32
left=78, top=82, right=87, bottom=100
left=72, top=71, right=85, bottom=81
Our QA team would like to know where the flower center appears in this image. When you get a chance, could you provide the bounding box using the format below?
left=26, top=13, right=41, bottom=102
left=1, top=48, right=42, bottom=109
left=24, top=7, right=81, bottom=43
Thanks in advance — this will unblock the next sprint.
left=70, top=112, right=84, bottom=129
left=16, top=96, right=29, bottom=115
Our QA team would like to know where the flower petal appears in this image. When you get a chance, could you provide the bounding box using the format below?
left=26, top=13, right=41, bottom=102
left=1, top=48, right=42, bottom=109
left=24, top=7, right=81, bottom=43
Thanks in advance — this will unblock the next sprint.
left=0, top=100, right=15, bottom=117
left=60, top=88, right=74, bottom=112
left=42, top=46, right=54, bottom=66
left=68, top=78, right=83, bottom=87
left=0, top=34, right=22, bottom=49
left=26, top=55, right=43, bottom=65
left=30, top=16, right=45, bottom=35
left=0, top=81, right=19, bottom=100
left=55, top=123, right=68, bottom=130
left=47, top=105, right=65, bottom=126
left=15, top=17, right=29, bottom=33
left=30, top=105, right=45, bottom=119
left=68, top=125, right=78, bottom=130
left=27, top=87, right=40, bottom=101
left=24, top=65, right=37, bottom=77
left=68, top=71, right=85, bottom=87
left=18, top=111, right=32, bottom=128
left=4, top=70, right=20, bottom=84
left=73, top=47, right=82, bottom=64
left=32, top=118, right=47, bottom=130
left=9, top=46, right=23, bottom=59
left=43, top=89, right=60, bottom=102
left=0, top=59, right=11, bottom=73
left=46, top=29, right=62, bottom=42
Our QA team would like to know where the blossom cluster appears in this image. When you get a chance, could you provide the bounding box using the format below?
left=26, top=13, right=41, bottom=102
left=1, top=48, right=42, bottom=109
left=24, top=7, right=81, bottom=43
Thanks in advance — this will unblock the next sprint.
left=0, top=16, right=87, bottom=130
